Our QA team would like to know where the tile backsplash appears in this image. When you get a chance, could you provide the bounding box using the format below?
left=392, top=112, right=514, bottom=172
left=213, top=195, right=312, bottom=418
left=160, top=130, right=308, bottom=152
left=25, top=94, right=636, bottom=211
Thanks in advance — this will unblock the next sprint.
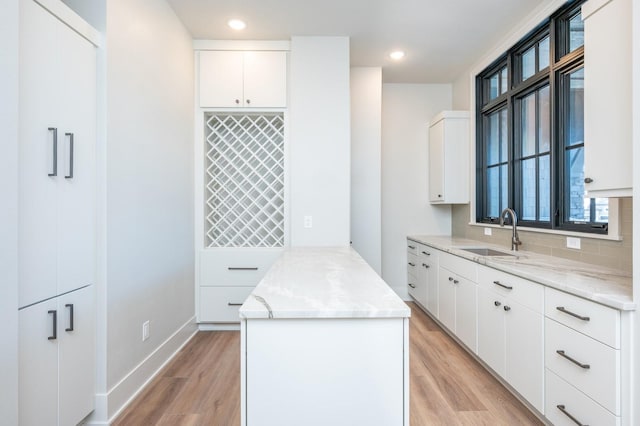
left=451, top=198, right=632, bottom=274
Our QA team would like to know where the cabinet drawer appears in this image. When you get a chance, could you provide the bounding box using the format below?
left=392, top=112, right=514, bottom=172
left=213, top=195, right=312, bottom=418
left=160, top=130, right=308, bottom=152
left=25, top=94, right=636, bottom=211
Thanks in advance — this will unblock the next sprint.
left=477, top=265, right=543, bottom=313
left=200, top=248, right=282, bottom=287
left=545, top=369, right=619, bottom=426
left=545, top=318, right=620, bottom=414
left=406, top=240, right=418, bottom=255
left=407, top=253, right=418, bottom=278
left=200, top=286, right=254, bottom=322
left=439, top=251, right=477, bottom=282
left=416, top=243, right=435, bottom=259
left=545, top=287, right=620, bottom=348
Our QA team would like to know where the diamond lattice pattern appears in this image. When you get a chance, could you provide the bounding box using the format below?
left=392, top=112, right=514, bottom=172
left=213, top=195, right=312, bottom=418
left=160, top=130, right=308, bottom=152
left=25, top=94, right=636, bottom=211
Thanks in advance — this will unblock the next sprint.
left=205, top=113, right=285, bottom=247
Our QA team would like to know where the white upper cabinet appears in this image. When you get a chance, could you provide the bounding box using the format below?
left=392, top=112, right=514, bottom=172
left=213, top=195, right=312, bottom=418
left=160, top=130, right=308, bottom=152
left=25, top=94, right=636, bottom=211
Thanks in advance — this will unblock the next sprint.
left=199, top=50, right=287, bottom=108
left=428, top=111, right=470, bottom=204
left=582, top=0, right=632, bottom=197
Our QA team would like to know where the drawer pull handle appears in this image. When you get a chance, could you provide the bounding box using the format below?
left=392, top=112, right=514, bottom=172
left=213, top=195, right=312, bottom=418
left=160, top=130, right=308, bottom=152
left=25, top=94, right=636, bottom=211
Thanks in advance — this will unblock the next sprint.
left=227, top=303, right=243, bottom=306
left=228, top=267, right=258, bottom=271
left=408, top=245, right=416, bottom=250
left=493, top=280, right=513, bottom=290
left=422, top=263, right=429, bottom=269
left=556, top=306, right=590, bottom=321
left=408, top=262, right=415, bottom=267
left=421, top=251, right=430, bottom=256
left=494, top=301, right=501, bottom=307
left=503, top=305, right=511, bottom=311
left=556, top=404, right=587, bottom=426
left=408, top=283, right=416, bottom=289
left=556, top=350, right=590, bottom=369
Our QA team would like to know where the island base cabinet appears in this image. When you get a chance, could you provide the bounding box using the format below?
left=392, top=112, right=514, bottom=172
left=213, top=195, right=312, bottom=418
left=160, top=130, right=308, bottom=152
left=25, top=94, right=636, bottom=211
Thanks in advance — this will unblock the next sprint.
left=242, top=317, right=408, bottom=426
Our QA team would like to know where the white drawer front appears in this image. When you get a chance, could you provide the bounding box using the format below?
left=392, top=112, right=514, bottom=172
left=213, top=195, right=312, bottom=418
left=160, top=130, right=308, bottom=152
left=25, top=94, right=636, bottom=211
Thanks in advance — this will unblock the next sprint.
left=406, top=240, right=418, bottom=255
left=200, top=248, right=282, bottom=287
left=477, top=265, right=543, bottom=313
left=545, top=287, right=620, bottom=348
left=545, top=369, right=619, bottom=426
left=407, top=253, right=418, bottom=278
left=200, top=286, right=254, bottom=322
left=439, top=251, right=477, bottom=282
left=545, top=318, right=620, bottom=414
left=416, top=243, right=435, bottom=259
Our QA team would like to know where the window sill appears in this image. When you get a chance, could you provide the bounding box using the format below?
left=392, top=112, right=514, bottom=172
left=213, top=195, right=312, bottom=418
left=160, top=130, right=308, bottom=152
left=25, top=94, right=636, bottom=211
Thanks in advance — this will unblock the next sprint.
left=468, top=222, right=623, bottom=242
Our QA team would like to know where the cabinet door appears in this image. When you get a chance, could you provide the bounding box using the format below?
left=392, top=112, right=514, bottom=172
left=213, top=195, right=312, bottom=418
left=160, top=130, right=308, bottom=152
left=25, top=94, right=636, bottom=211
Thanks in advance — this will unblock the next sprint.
left=438, top=268, right=455, bottom=332
left=57, top=15, right=97, bottom=296
left=505, top=300, right=543, bottom=413
left=243, top=51, right=287, bottom=107
left=58, top=286, right=95, bottom=426
left=19, top=299, right=59, bottom=426
left=199, top=51, right=244, bottom=107
left=477, top=287, right=506, bottom=377
left=428, top=120, right=445, bottom=202
left=455, top=276, right=477, bottom=352
left=415, top=258, right=429, bottom=308
left=18, top=0, right=61, bottom=307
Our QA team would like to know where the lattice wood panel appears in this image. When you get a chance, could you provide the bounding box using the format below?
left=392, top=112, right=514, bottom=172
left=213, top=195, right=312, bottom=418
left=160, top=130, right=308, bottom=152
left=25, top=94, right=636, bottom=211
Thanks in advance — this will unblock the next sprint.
left=204, top=113, right=285, bottom=247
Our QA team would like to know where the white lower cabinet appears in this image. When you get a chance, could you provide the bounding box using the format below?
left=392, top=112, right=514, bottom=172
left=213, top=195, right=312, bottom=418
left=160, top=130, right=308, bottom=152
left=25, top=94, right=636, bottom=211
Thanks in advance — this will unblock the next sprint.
left=200, top=286, right=255, bottom=322
left=19, top=285, right=95, bottom=426
left=438, top=261, right=477, bottom=352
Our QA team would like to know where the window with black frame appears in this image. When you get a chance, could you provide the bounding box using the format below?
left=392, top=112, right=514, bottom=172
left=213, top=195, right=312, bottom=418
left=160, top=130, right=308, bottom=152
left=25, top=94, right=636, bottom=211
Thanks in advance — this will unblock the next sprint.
left=476, top=0, right=608, bottom=234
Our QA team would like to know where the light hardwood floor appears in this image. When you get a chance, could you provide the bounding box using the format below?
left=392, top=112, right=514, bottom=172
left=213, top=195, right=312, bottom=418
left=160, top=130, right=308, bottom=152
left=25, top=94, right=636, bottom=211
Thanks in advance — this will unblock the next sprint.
left=114, top=303, right=542, bottom=425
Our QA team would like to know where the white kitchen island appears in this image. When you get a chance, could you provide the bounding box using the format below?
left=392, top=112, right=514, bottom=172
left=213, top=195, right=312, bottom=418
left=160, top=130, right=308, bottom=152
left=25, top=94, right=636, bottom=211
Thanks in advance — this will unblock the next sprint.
left=239, top=247, right=410, bottom=426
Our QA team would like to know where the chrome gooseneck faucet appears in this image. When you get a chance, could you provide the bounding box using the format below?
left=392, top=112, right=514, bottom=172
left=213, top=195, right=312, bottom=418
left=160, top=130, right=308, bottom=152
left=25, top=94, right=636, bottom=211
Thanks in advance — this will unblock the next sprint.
left=500, top=208, right=522, bottom=251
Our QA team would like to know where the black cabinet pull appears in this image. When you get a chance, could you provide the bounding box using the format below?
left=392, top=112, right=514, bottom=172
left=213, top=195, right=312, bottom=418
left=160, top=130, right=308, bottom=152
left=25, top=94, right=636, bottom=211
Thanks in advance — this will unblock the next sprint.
left=48, top=310, right=57, bottom=340
left=408, top=245, right=416, bottom=250
left=503, top=305, right=511, bottom=311
left=556, top=404, right=587, bottom=426
left=408, top=283, right=416, bottom=289
left=556, top=350, right=590, bottom=369
left=493, top=280, right=513, bottom=290
left=494, top=301, right=501, bottom=307
left=422, top=263, right=429, bottom=269
left=228, top=267, right=258, bottom=271
left=64, top=133, right=74, bottom=179
left=408, top=262, right=415, bottom=267
left=65, top=304, right=74, bottom=332
left=556, top=306, right=590, bottom=321
left=421, top=251, right=430, bottom=256
left=227, top=302, right=243, bottom=306
left=48, top=127, right=58, bottom=177
left=583, top=177, right=593, bottom=184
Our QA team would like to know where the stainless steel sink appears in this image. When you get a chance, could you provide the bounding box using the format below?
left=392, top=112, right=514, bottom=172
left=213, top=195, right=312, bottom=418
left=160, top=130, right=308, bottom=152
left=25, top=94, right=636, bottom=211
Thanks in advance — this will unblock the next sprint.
left=460, top=247, right=515, bottom=257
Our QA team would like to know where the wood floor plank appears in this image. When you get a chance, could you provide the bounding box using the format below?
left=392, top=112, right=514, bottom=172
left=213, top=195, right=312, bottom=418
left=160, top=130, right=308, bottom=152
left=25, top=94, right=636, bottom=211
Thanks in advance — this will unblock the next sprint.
left=114, top=302, right=542, bottom=425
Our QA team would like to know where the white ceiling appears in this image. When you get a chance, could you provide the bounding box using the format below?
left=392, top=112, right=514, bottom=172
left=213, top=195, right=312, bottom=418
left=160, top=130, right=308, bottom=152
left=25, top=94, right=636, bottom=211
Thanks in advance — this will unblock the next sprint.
left=166, top=0, right=550, bottom=83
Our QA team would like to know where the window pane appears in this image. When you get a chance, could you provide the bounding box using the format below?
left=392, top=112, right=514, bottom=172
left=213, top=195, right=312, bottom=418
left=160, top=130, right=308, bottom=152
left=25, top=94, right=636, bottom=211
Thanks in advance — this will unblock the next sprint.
left=500, top=67, right=508, bottom=95
left=489, top=73, right=499, bottom=100
left=569, top=12, right=584, bottom=52
left=487, top=167, right=500, bottom=218
left=521, top=46, right=536, bottom=81
left=567, top=68, right=584, bottom=147
left=487, top=112, right=499, bottom=165
left=566, top=147, right=586, bottom=221
left=539, top=37, right=550, bottom=70
left=594, top=198, right=608, bottom=223
left=521, top=158, right=536, bottom=220
left=539, top=154, right=550, bottom=221
left=500, top=109, right=508, bottom=162
left=521, top=92, right=536, bottom=157
left=539, top=86, right=550, bottom=152
left=501, top=164, right=508, bottom=213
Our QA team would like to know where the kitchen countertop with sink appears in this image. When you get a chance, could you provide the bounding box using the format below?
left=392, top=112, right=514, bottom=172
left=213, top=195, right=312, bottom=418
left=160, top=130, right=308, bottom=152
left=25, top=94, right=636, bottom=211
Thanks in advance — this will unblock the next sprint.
left=408, top=235, right=634, bottom=311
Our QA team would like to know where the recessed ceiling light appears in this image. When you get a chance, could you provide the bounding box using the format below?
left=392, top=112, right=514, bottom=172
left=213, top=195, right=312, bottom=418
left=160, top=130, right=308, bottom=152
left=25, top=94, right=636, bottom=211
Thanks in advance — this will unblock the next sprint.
left=228, top=19, right=246, bottom=30
left=389, top=50, right=406, bottom=60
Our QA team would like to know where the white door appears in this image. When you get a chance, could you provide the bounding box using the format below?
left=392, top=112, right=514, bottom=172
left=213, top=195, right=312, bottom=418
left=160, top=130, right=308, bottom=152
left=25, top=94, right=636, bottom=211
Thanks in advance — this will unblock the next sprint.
left=19, top=299, right=59, bottom=426
left=455, top=276, right=477, bottom=352
left=18, top=0, right=61, bottom=307
left=243, top=51, right=287, bottom=107
left=58, top=286, right=95, bottom=426
left=199, top=51, right=243, bottom=107
left=56, top=18, right=97, bottom=295
left=477, top=287, right=506, bottom=377
left=437, top=268, right=456, bottom=332
left=428, top=120, right=444, bottom=202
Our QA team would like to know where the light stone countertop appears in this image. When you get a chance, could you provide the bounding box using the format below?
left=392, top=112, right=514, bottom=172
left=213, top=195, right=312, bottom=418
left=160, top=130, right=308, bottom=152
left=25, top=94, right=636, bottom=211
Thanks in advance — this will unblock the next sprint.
left=239, top=247, right=411, bottom=319
left=408, top=235, right=635, bottom=311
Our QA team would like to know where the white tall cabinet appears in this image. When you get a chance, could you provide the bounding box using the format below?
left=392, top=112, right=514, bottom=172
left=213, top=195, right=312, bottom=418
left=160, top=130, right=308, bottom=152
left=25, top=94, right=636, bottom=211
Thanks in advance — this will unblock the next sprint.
left=18, top=0, right=98, bottom=424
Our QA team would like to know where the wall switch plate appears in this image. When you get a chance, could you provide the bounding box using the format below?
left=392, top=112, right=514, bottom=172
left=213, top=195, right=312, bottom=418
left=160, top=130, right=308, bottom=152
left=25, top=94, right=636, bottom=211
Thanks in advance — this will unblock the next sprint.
left=566, top=237, right=581, bottom=250
left=484, top=227, right=492, bottom=236
left=142, top=321, right=150, bottom=341
left=304, top=215, right=313, bottom=228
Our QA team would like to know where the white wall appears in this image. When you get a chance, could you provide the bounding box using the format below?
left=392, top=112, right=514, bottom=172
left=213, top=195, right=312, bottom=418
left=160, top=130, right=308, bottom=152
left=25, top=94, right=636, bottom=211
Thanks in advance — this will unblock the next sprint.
left=381, top=84, right=453, bottom=297
left=289, top=37, right=351, bottom=247
left=0, top=0, right=19, bottom=423
left=632, top=0, right=639, bottom=417
left=350, top=67, right=382, bottom=273
left=61, top=0, right=106, bottom=31
left=101, top=0, right=195, bottom=420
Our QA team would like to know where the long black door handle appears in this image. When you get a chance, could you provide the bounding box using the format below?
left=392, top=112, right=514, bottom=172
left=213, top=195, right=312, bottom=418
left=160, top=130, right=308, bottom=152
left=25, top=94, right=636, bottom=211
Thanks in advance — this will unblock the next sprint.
left=48, top=310, right=57, bottom=340
left=65, top=304, right=74, bottom=331
left=64, top=133, right=74, bottom=179
left=48, top=127, right=58, bottom=177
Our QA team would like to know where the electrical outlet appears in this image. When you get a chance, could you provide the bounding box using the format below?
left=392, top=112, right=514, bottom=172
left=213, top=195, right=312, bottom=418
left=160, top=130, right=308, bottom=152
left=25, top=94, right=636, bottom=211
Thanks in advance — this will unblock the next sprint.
left=484, top=227, right=492, bottom=236
left=142, top=321, right=150, bottom=341
left=566, top=237, right=581, bottom=250
left=304, top=215, right=313, bottom=228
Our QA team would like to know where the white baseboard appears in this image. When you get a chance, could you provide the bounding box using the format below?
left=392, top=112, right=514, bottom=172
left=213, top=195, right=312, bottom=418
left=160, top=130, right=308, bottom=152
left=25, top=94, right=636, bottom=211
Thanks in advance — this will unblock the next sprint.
left=198, top=323, right=240, bottom=331
left=85, top=316, right=198, bottom=425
